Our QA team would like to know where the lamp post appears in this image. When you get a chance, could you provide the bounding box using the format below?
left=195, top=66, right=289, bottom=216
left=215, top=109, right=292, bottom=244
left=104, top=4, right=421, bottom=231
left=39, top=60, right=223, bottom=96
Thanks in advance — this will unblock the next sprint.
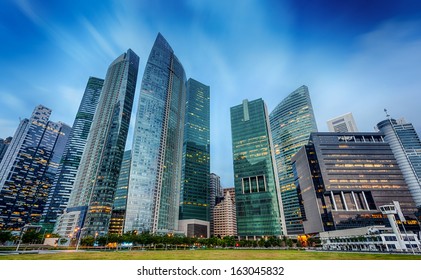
left=16, top=224, right=29, bottom=252
left=76, top=227, right=85, bottom=251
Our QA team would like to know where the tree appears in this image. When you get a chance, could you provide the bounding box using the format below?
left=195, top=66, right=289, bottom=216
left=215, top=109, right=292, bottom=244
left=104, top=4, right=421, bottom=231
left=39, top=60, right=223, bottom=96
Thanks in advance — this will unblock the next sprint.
left=81, top=236, right=95, bottom=246
left=22, top=230, right=42, bottom=244
left=223, top=236, right=235, bottom=247
left=0, top=231, right=12, bottom=244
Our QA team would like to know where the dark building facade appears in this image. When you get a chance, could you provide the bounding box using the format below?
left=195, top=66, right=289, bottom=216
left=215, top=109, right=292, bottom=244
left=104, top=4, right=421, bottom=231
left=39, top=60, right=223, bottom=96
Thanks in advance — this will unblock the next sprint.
left=109, top=150, right=131, bottom=235
left=292, top=132, right=418, bottom=234
left=0, top=105, right=70, bottom=230
left=179, top=78, right=210, bottom=223
left=0, top=137, right=12, bottom=163
left=209, top=173, right=223, bottom=236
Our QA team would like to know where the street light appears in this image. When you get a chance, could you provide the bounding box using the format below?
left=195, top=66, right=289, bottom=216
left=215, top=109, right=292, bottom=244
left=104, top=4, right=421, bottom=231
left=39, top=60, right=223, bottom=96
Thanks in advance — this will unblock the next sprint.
left=76, top=227, right=86, bottom=251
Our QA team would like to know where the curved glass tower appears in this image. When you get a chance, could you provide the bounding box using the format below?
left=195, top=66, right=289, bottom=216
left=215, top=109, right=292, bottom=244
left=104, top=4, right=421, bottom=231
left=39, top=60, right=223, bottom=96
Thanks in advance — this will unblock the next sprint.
left=377, top=118, right=421, bottom=207
left=68, top=49, right=139, bottom=237
left=126, top=33, right=187, bottom=234
left=269, top=85, right=318, bottom=235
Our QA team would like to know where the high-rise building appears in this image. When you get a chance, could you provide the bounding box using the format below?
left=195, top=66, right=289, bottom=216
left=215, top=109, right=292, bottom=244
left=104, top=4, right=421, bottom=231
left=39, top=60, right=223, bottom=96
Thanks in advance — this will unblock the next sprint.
left=327, top=112, right=358, bottom=133
left=40, top=77, right=103, bottom=231
left=230, top=98, right=284, bottom=239
left=292, top=132, right=419, bottom=234
left=125, top=33, right=186, bottom=234
left=269, top=85, right=318, bottom=235
left=0, top=137, right=12, bottom=163
left=0, top=105, right=70, bottom=230
left=109, top=150, right=131, bottom=235
left=63, top=49, right=139, bottom=237
left=179, top=78, right=210, bottom=223
left=377, top=118, right=421, bottom=207
left=213, top=187, right=237, bottom=237
left=209, top=173, right=223, bottom=236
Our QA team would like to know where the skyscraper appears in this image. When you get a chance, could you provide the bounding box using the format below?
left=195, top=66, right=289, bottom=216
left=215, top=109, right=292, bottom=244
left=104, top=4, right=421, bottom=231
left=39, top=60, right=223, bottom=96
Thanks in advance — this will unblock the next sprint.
left=377, top=118, right=421, bottom=207
left=269, top=85, right=318, bottom=235
left=179, top=78, right=210, bottom=223
left=0, top=137, right=12, bottom=163
left=0, top=105, right=70, bottom=230
left=109, top=150, right=131, bottom=235
left=213, top=188, right=237, bottom=237
left=292, top=132, right=418, bottom=234
left=209, top=173, right=223, bottom=236
left=125, top=33, right=186, bottom=234
left=64, top=49, right=139, bottom=237
left=327, top=112, right=358, bottom=133
left=230, top=98, right=284, bottom=239
left=40, top=77, right=103, bottom=231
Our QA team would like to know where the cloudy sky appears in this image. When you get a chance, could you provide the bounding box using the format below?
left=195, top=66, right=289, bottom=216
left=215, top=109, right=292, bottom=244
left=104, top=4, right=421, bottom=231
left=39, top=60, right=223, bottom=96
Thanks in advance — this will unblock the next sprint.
left=1, top=0, right=421, bottom=187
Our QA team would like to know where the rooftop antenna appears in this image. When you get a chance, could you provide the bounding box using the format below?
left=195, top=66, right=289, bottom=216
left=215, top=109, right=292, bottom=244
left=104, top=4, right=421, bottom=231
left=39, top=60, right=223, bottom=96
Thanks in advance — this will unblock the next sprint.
left=384, top=108, right=390, bottom=119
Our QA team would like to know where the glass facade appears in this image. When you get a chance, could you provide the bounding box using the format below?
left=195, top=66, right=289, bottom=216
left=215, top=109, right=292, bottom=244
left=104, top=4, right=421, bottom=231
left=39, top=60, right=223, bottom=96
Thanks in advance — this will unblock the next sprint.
left=179, top=78, right=210, bottom=222
left=126, top=33, right=186, bottom=234
left=40, top=77, right=103, bottom=231
left=68, top=49, right=139, bottom=237
left=0, top=105, right=70, bottom=230
left=0, top=137, right=12, bottom=163
left=269, top=85, right=318, bottom=235
left=292, top=132, right=419, bottom=234
left=109, top=150, right=131, bottom=235
left=230, top=98, right=283, bottom=238
left=209, top=173, right=223, bottom=236
left=377, top=118, right=421, bottom=207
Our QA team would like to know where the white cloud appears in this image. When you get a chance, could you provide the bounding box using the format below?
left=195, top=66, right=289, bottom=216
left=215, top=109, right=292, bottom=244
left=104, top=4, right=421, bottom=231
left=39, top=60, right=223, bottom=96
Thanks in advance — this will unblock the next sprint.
left=311, top=19, right=421, bottom=133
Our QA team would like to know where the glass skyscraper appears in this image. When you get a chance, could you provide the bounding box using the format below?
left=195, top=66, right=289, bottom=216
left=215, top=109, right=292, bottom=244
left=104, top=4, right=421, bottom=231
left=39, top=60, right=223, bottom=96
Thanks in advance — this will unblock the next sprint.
left=230, top=98, right=284, bottom=238
left=126, top=33, right=186, bottom=234
left=210, top=173, right=223, bottom=236
left=40, top=77, right=103, bottom=231
left=66, top=49, right=139, bottom=237
left=109, top=150, right=131, bottom=235
left=0, top=137, right=12, bottom=163
left=377, top=118, right=421, bottom=207
left=269, top=85, right=318, bottom=235
left=0, top=105, right=71, bottom=230
left=179, top=78, right=210, bottom=222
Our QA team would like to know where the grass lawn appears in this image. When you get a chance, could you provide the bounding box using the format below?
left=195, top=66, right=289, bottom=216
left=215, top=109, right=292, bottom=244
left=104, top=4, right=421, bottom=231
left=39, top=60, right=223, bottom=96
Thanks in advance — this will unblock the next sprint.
left=1, top=249, right=421, bottom=260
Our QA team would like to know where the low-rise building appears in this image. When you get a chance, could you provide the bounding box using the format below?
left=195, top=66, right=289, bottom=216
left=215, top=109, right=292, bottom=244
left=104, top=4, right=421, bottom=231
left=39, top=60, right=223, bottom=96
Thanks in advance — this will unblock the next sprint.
left=320, top=226, right=420, bottom=252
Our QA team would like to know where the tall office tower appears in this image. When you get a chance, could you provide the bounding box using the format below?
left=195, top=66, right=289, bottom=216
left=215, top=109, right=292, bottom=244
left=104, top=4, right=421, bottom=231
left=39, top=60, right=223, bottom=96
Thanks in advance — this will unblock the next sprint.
left=67, top=49, right=139, bottom=237
left=40, top=77, right=103, bottom=231
left=0, top=137, right=12, bottom=163
left=291, top=132, right=418, bottom=234
left=126, top=33, right=186, bottom=234
left=109, top=150, right=131, bottom=235
left=0, top=105, right=70, bottom=230
left=269, top=85, right=318, bottom=235
left=377, top=118, right=421, bottom=207
left=327, top=112, right=358, bottom=133
left=230, top=98, right=284, bottom=239
left=179, top=79, right=210, bottom=222
left=210, top=173, right=223, bottom=236
left=213, top=187, right=237, bottom=237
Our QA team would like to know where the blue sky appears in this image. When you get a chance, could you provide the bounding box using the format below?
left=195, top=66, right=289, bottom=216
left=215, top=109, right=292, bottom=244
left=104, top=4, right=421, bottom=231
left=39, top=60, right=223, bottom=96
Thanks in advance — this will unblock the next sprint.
left=1, top=0, right=421, bottom=187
